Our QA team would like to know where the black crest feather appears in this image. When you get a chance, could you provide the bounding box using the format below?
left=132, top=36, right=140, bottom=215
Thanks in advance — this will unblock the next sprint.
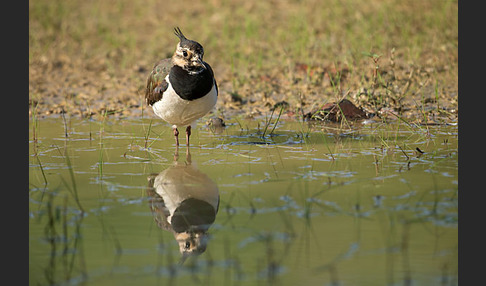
left=174, top=27, right=187, bottom=42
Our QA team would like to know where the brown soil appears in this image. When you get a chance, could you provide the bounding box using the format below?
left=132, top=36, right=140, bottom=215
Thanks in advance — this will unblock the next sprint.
left=29, top=0, right=458, bottom=125
left=29, top=53, right=458, bottom=124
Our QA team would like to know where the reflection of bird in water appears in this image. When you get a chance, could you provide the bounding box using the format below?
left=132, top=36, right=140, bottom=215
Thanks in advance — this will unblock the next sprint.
left=147, top=147, right=219, bottom=263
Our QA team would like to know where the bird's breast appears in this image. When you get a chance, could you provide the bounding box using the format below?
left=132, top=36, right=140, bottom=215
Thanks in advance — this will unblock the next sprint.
left=151, top=77, right=217, bottom=127
left=169, top=65, right=215, bottom=101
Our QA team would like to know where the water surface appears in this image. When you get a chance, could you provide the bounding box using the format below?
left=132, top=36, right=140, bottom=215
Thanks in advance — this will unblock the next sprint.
left=29, top=117, right=458, bottom=285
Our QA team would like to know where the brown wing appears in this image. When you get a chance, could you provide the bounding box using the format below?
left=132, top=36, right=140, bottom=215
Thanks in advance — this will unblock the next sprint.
left=145, top=58, right=172, bottom=106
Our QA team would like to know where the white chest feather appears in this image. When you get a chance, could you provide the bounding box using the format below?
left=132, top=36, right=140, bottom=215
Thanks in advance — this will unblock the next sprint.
left=152, top=75, right=217, bottom=127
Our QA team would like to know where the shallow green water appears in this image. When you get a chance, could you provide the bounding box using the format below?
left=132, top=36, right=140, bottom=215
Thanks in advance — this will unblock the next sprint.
left=29, top=116, right=458, bottom=285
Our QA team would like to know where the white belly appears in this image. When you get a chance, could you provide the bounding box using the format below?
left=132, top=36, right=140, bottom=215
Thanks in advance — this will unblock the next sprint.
left=152, top=76, right=217, bottom=128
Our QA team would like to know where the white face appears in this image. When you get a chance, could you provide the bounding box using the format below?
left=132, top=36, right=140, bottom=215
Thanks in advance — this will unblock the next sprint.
left=173, top=43, right=205, bottom=70
left=175, top=43, right=204, bottom=58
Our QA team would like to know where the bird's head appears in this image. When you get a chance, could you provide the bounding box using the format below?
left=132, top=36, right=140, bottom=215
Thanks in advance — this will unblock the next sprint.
left=172, top=27, right=206, bottom=73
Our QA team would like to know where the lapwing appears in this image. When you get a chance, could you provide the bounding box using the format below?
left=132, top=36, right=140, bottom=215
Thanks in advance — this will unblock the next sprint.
left=146, top=149, right=219, bottom=262
left=145, top=27, right=218, bottom=146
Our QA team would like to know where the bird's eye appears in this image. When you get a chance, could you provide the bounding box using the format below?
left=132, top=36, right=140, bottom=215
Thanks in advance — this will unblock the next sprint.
left=182, top=50, right=188, bottom=57
left=185, top=242, right=191, bottom=249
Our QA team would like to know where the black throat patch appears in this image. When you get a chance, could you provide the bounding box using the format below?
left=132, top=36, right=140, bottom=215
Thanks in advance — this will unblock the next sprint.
left=169, top=65, right=214, bottom=101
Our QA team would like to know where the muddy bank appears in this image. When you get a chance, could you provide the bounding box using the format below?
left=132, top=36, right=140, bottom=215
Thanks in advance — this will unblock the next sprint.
left=29, top=61, right=458, bottom=122
left=29, top=51, right=457, bottom=125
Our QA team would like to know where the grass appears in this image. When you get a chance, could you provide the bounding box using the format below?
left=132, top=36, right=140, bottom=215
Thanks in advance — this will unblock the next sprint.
left=29, top=2, right=458, bottom=281
left=35, top=155, right=49, bottom=186
left=29, top=0, right=457, bottom=121
left=42, top=191, right=87, bottom=285
left=31, top=96, right=41, bottom=155
left=142, top=119, right=167, bottom=149
left=61, top=151, right=85, bottom=214
left=261, top=105, right=285, bottom=138
left=97, top=110, right=108, bottom=181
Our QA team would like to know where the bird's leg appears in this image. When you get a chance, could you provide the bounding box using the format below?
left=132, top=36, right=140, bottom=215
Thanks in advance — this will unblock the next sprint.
left=173, top=127, right=180, bottom=146
left=186, top=126, right=192, bottom=147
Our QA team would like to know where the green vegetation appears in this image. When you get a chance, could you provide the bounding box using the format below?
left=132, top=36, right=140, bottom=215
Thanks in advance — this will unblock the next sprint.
left=29, top=0, right=457, bottom=122
left=29, top=2, right=458, bottom=282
